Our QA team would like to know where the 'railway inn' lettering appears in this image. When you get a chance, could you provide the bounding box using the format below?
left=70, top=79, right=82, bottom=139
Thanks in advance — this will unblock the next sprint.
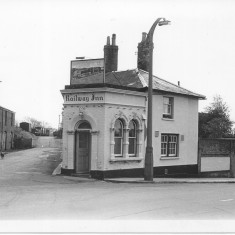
left=65, top=93, right=104, bottom=103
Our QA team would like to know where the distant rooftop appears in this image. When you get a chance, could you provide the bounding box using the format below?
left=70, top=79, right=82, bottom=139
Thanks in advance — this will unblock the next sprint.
left=0, top=106, right=15, bottom=113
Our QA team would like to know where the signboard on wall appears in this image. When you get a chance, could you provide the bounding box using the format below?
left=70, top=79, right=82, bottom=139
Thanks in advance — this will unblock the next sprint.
left=63, top=92, right=105, bottom=104
left=70, top=58, right=105, bottom=85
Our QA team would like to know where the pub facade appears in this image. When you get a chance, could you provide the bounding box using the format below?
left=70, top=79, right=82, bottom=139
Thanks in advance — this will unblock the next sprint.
left=60, top=34, right=205, bottom=179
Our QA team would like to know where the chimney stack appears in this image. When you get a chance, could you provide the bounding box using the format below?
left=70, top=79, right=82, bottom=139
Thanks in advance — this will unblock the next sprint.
left=104, top=34, right=118, bottom=73
left=137, top=32, right=150, bottom=71
left=142, top=32, right=147, bottom=42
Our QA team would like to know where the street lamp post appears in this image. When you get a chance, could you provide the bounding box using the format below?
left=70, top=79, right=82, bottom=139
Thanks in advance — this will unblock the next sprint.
left=0, top=81, right=3, bottom=152
left=144, top=18, right=170, bottom=181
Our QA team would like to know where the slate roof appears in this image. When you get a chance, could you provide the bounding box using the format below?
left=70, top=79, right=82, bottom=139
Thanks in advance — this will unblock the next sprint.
left=69, top=68, right=206, bottom=99
left=0, top=106, right=15, bottom=113
left=138, top=69, right=206, bottom=99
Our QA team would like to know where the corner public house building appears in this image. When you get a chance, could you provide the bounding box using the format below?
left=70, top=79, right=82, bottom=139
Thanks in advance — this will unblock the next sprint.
left=61, top=33, right=205, bottom=179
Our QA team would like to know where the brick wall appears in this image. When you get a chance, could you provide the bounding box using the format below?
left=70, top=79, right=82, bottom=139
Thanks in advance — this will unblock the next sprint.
left=0, top=107, right=15, bottom=151
left=198, top=138, right=235, bottom=177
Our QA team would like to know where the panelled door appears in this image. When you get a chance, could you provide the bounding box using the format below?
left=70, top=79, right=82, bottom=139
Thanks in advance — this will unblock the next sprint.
left=75, top=131, right=90, bottom=173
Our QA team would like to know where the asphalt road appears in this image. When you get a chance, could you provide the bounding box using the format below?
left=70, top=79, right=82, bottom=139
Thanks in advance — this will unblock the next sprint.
left=1, top=136, right=235, bottom=221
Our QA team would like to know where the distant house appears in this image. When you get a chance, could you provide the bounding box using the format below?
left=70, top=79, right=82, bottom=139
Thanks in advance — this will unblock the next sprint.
left=60, top=34, right=205, bottom=179
left=14, top=127, right=37, bottom=149
left=20, top=122, right=32, bottom=132
left=0, top=106, right=15, bottom=151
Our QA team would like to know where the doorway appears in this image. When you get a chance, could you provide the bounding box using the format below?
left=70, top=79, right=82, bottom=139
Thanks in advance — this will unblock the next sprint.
left=75, top=121, right=91, bottom=173
left=2, top=132, right=7, bottom=151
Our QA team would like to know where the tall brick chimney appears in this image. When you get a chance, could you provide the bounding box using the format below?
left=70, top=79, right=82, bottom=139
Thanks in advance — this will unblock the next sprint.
left=104, top=34, right=118, bottom=73
left=137, top=32, right=149, bottom=71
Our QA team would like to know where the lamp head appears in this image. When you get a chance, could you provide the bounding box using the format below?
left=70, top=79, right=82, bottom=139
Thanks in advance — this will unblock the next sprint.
left=158, top=20, right=171, bottom=26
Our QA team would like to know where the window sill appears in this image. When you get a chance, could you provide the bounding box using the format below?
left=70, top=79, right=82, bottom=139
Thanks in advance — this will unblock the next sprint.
left=160, top=156, right=179, bottom=160
left=110, top=157, right=143, bottom=163
left=162, top=118, right=174, bottom=121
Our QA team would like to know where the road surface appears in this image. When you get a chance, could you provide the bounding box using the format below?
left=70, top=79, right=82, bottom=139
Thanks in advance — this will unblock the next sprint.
left=1, top=137, right=235, bottom=222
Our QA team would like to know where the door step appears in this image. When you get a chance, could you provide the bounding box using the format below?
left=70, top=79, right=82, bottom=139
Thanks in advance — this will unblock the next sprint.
left=71, top=173, right=90, bottom=178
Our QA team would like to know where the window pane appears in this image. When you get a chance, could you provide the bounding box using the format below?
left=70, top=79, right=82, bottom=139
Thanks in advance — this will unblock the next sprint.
left=163, top=97, right=173, bottom=118
left=167, top=105, right=171, bottom=114
left=78, top=122, right=91, bottom=129
left=114, top=120, right=123, bottom=137
left=161, top=143, right=167, bottom=155
left=129, top=121, right=136, bottom=137
left=163, top=97, right=169, bottom=105
left=128, top=138, right=136, bottom=155
left=169, top=135, right=177, bottom=156
left=114, top=138, right=122, bottom=155
left=163, top=105, right=168, bottom=114
left=161, top=134, right=178, bottom=157
left=161, top=135, right=168, bottom=142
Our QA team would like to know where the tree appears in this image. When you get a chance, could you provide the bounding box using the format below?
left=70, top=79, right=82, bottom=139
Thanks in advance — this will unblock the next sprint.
left=24, top=117, right=42, bottom=128
left=199, top=95, right=234, bottom=138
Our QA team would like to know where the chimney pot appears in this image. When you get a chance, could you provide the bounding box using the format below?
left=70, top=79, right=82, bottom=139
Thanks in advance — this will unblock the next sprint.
left=142, top=32, right=147, bottom=42
left=178, top=81, right=180, bottom=86
left=107, top=36, right=110, bottom=45
left=112, top=34, right=116, bottom=45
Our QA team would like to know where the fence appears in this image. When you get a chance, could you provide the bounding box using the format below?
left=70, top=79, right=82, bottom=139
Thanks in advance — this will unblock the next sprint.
left=14, top=137, right=37, bottom=149
left=198, top=138, right=235, bottom=178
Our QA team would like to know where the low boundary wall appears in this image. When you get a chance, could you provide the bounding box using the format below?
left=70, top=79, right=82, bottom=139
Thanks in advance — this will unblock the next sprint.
left=198, top=139, right=235, bottom=178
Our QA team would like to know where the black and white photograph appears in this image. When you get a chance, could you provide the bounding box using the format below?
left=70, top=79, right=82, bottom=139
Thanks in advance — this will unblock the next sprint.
left=0, top=0, right=235, bottom=233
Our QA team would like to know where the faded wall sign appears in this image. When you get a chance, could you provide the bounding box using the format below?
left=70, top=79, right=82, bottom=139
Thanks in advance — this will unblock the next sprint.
left=70, top=58, right=104, bottom=84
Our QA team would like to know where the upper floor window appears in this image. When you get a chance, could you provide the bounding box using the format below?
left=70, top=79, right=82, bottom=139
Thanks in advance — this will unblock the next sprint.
left=11, top=113, right=14, bottom=126
left=128, top=120, right=137, bottom=156
left=163, top=97, right=174, bottom=119
left=114, top=119, right=123, bottom=157
left=161, top=134, right=178, bottom=157
left=5, top=111, right=7, bottom=126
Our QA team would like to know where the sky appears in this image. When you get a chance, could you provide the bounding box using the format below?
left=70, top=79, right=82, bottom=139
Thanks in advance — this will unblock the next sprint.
left=0, top=0, right=235, bottom=128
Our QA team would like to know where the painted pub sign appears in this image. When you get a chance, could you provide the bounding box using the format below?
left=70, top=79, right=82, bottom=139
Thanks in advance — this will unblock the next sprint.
left=63, top=93, right=105, bottom=104
left=70, top=58, right=104, bottom=85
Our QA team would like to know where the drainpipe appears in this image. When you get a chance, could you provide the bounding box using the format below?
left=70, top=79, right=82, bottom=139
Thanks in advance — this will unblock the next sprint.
left=1, top=107, right=3, bottom=151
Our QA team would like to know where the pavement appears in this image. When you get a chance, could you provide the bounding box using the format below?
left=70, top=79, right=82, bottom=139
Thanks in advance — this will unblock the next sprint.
left=62, top=175, right=235, bottom=183
left=104, top=177, right=235, bottom=183
left=53, top=161, right=235, bottom=184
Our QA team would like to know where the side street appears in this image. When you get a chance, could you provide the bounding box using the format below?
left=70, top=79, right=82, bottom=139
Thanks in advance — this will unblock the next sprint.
left=1, top=136, right=235, bottom=220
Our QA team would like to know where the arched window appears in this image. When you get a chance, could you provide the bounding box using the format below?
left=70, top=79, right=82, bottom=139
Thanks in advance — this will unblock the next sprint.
left=128, top=120, right=137, bottom=156
left=114, top=119, right=123, bottom=157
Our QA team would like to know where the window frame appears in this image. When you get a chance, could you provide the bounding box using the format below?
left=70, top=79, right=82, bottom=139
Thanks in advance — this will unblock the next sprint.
left=128, top=120, right=137, bottom=157
left=161, top=134, right=179, bottom=158
left=11, top=113, right=14, bottom=126
left=5, top=111, right=7, bottom=126
left=163, top=96, right=174, bottom=119
left=114, top=119, right=124, bottom=157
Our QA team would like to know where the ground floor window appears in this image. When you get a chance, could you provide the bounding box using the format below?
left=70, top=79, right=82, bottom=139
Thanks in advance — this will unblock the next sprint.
left=111, top=116, right=142, bottom=160
left=114, top=119, right=123, bottom=157
left=161, top=134, right=178, bottom=157
left=128, top=120, right=137, bottom=156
